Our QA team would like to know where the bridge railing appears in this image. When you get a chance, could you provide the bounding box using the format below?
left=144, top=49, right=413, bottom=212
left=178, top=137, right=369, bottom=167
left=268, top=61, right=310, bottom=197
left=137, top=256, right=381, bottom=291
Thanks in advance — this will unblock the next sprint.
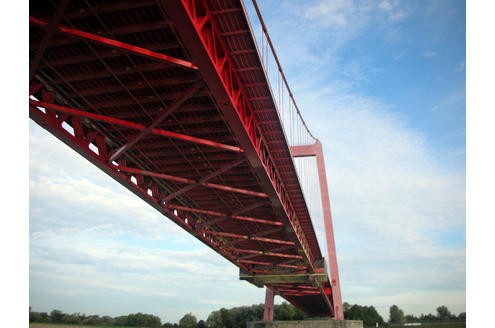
left=243, top=0, right=317, bottom=147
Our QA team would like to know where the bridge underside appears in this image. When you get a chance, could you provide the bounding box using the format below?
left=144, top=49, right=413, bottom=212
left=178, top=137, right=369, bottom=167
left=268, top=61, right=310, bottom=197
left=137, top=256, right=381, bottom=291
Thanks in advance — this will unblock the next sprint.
left=29, top=0, right=337, bottom=317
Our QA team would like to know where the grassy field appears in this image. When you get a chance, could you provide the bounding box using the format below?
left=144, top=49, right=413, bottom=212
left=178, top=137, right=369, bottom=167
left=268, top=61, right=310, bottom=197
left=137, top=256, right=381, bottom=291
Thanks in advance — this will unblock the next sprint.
left=29, top=324, right=133, bottom=328
left=30, top=325, right=83, bottom=328
left=388, top=324, right=465, bottom=328
left=30, top=324, right=94, bottom=328
left=31, top=322, right=466, bottom=328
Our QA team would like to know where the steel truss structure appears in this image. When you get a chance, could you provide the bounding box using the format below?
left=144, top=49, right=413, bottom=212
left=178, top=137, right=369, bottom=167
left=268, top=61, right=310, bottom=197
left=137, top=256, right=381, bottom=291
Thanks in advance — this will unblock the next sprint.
left=29, top=0, right=343, bottom=319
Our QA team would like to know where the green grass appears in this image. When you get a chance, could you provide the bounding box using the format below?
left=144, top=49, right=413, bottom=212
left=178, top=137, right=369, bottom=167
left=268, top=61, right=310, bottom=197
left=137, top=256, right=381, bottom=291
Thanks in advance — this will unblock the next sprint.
left=29, top=323, right=138, bottom=328
left=392, top=324, right=465, bottom=328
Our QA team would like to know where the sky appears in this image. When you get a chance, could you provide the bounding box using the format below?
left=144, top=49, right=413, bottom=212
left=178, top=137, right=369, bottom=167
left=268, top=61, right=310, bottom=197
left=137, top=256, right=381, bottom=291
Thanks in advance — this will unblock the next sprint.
left=242, top=0, right=468, bottom=319
left=8, top=0, right=491, bottom=325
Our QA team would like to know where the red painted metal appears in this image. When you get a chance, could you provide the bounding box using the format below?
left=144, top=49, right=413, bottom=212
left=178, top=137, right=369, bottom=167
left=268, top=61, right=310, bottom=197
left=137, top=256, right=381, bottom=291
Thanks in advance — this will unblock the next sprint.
left=167, top=205, right=282, bottom=227
left=159, top=0, right=316, bottom=270
left=200, top=230, right=295, bottom=246
left=291, top=141, right=344, bottom=320
left=239, top=260, right=306, bottom=270
left=29, top=83, right=44, bottom=97
left=108, top=81, right=204, bottom=162
left=226, top=248, right=302, bottom=259
left=30, top=16, right=199, bottom=70
left=115, top=165, right=268, bottom=199
left=263, top=287, right=274, bottom=321
left=161, top=158, right=247, bottom=202
left=29, top=99, right=243, bottom=153
left=30, top=0, right=342, bottom=318
left=29, top=0, right=69, bottom=83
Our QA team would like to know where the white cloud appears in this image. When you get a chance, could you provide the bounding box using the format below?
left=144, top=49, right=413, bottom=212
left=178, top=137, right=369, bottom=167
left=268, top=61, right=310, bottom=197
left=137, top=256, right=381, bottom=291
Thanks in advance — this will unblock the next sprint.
left=303, top=0, right=413, bottom=37
left=304, top=0, right=358, bottom=29
left=378, top=0, right=411, bottom=21
left=422, top=51, right=438, bottom=58
left=29, top=121, right=269, bottom=321
left=289, top=71, right=465, bottom=317
left=343, top=60, right=368, bottom=82
left=29, top=122, right=185, bottom=241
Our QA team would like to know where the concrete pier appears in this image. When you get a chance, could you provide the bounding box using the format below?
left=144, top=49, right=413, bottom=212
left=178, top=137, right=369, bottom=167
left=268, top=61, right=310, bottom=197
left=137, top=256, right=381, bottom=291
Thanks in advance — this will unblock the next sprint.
left=247, top=319, right=363, bottom=328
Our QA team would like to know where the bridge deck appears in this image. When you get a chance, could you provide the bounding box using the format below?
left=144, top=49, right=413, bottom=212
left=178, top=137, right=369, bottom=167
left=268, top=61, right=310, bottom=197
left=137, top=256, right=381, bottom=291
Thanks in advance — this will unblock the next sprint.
left=29, top=0, right=335, bottom=317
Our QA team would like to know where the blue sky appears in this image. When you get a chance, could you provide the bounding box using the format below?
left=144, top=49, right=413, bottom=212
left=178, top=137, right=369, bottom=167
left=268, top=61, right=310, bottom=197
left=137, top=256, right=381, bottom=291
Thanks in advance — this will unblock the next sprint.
left=21, top=0, right=473, bottom=324
left=242, top=0, right=466, bottom=318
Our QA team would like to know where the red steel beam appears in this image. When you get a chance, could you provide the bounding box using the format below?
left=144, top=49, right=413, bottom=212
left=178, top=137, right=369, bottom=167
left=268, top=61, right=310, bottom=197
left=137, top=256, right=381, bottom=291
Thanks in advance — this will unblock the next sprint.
left=200, top=230, right=294, bottom=246
left=223, top=227, right=284, bottom=248
left=29, top=1, right=70, bottom=83
left=269, top=284, right=319, bottom=290
left=161, top=158, right=247, bottom=202
left=115, top=164, right=268, bottom=199
left=29, top=99, right=243, bottom=153
left=238, top=259, right=305, bottom=270
left=29, top=83, right=44, bottom=97
left=29, top=16, right=198, bottom=70
left=278, top=291, right=320, bottom=297
left=277, top=288, right=320, bottom=293
left=65, top=0, right=155, bottom=19
left=166, top=204, right=282, bottom=227
left=108, top=81, right=204, bottom=162
left=226, top=247, right=302, bottom=260
left=186, top=201, right=271, bottom=229
left=291, top=141, right=344, bottom=320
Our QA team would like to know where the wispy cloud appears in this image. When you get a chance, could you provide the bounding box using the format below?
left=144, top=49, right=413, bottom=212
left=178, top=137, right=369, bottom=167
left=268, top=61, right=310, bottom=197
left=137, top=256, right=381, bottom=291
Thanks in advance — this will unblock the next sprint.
left=303, top=0, right=414, bottom=35
left=304, top=0, right=360, bottom=29
left=422, top=51, right=438, bottom=58
left=378, top=0, right=412, bottom=21
left=342, top=60, right=368, bottom=82
left=290, top=65, right=465, bottom=316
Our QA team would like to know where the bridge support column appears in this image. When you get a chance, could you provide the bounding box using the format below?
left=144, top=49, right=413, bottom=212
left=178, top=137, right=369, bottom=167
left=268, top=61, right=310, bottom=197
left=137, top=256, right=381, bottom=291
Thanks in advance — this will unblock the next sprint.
left=290, top=141, right=344, bottom=320
left=263, top=287, right=274, bottom=321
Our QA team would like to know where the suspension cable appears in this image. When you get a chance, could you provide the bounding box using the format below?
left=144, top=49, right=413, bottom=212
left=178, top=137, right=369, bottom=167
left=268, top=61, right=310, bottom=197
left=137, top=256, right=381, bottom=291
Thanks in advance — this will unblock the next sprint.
left=251, top=0, right=318, bottom=143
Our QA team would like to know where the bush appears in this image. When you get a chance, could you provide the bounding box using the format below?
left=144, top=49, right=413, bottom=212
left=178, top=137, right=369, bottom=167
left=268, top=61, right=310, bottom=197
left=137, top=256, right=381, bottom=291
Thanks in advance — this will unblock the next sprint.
left=61, top=314, right=82, bottom=324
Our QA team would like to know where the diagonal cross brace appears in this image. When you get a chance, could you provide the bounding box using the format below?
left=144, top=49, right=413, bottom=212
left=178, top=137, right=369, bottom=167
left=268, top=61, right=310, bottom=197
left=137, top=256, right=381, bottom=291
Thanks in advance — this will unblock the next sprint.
left=161, top=157, right=246, bottom=202
left=30, top=1, right=70, bottom=83
left=108, top=81, right=203, bottom=162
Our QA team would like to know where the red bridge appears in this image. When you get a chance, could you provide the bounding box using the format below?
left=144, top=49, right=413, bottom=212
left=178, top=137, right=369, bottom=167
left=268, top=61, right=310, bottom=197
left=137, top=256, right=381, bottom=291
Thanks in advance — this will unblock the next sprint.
left=29, top=0, right=344, bottom=320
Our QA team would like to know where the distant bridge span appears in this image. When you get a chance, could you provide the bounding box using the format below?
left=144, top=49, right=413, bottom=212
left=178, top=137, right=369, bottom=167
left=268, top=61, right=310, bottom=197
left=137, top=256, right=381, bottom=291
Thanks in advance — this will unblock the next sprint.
left=29, top=0, right=343, bottom=319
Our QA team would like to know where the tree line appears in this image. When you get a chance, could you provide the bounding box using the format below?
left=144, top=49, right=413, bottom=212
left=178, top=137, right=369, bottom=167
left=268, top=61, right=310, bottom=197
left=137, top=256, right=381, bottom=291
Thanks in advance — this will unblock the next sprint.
left=29, top=302, right=304, bottom=327
left=29, top=308, right=162, bottom=327
left=344, top=303, right=466, bottom=327
left=29, top=302, right=465, bottom=328
left=387, top=304, right=466, bottom=325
